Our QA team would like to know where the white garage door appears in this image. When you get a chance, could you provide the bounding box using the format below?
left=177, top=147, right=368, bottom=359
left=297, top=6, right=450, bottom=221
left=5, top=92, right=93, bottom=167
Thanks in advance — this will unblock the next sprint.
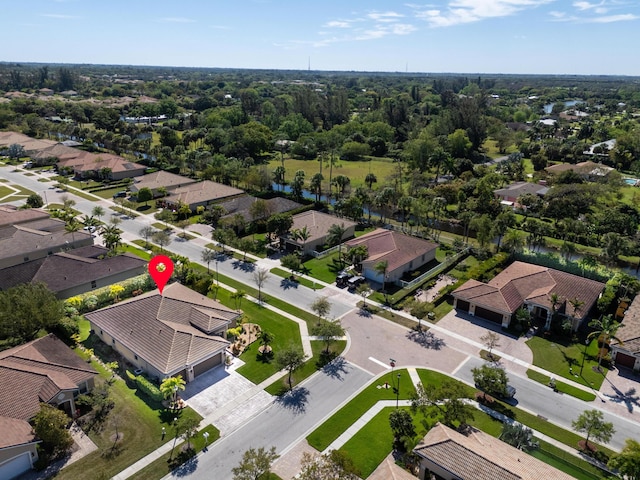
left=0, top=452, right=32, bottom=480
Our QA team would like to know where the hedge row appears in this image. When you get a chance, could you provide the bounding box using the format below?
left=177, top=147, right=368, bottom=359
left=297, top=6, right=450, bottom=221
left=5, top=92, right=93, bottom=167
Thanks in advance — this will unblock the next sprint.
left=135, top=374, right=164, bottom=402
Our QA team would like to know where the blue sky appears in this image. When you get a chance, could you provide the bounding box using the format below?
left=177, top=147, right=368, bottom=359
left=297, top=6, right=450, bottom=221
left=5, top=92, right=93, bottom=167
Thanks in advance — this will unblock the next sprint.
left=4, top=0, right=640, bottom=75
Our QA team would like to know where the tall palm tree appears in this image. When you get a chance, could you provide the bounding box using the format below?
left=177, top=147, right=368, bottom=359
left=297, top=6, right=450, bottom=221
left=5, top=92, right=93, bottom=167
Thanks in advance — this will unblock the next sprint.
left=92, top=205, right=105, bottom=223
left=64, top=220, right=81, bottom=246
left=291, top=226, right=311, bottom=258
left=159, top=375, right=186, bottom=409
left=374, top=260, right=389, bottom=298
left=201, top=248, right=216, bottom=274
left=327, top=223, right=347, bottom=264
left=588, top=315, right=623, bottom=369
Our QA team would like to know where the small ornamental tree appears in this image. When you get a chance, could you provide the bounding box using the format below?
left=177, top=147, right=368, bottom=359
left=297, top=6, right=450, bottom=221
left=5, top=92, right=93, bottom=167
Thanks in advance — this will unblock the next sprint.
left=232, top=446, right=279, bottom=480
left=572, top=409, right=615, bottom=451
left=136, top=187, right=153, bottom=206
left=160, top=375, right=186, bottom=409
left=311, top=319, right=345, bottom=354
left=275, top=344, right=306, bottom=390
left=310, top=296, right=331, bottom=324
left=472, top=364, right=509, bottom=398
left=33, top=403, right=74, bottom=458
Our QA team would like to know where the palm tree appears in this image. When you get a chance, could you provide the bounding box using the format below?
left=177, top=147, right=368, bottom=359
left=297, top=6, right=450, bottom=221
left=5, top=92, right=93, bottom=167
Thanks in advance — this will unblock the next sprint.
left=64, top=220, right=81, bottom=246
left=374, top=260, right=389, bottom=299
left=200, top=248, right=218, bottom=274
left=231, top=289, right=246, bottom=309
left=568, top=297, right=585, bottom=330
left=327, top=223, right=347, bottom=264
left=365, top=172, right=377, bottom=190
left=258, top=330, right=275, bottom=355
left=291, top=226, right=311, bottom=258
left=160, top=376, right=186, bottom=409
left=588, top=315, right=623, bottom=369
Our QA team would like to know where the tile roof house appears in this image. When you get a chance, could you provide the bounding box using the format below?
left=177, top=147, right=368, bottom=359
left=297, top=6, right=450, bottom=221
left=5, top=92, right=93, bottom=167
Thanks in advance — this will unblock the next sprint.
left=282, top=210, right=357, bottom=256
left=452, top=261, right=605, bottom=330
left=85, top=283, right=239, bottom=382
left=494, top=182, right=548, bottom=205
left=413, top=423, right=574, bottom=480
left=0, top=131, right=57, bottom=154
left=545, top=161, right=614, bottom=181
left=611, top=295, right=640, bottom=371
left=345, top=228, right=438, bottom=285
left=0, top=334, right=97, bottom=479
left=0, top=205, right=50, bottom=228
left=30, top=143, right=88, bottom=166
left=161, top=181, right=244, bottom=212
left=0, top=245, right=147, bottom=299
left=0, top=216, right=93, bottom=269
left=219, top=196, right=302, bottom=224
left=129, top=171, right=198, bottom=197
left=57, top=153, right=146, bottom=181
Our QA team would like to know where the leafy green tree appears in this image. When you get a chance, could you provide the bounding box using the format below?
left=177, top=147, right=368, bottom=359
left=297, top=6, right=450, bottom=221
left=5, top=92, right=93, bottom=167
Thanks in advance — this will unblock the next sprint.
left=608, top=438, right=640, bottom=480
left=232, top=446, right=279, bottom=480
left=310, top=296, right=331, bottom=324
left=311, top=319, right=345, bottom=354
left=298, top=450, right=360, bottom=480
left=92, top=205, right=105, bottom=223
left=177, top=416, right=200, bottom=450
left=258, top=330, right=275, bottom=354
left=389, top=409, right=416, bottom=451
left=265, top=213, right=293, bottom=243
left=33, top=403, right=74, bottom=458
left=275, top=344, right=306, bottom=390
left=411, top=381, right=474, bottom=429
left=326, top=223, right=348, bottom=263
left=472, top=364, right=509, bottom=398
left=139, top=226, right=157, bottom=248
left=26, top=193, right=44, bottom=208
left=152, top=229, right=171, bottom=253
left=0, top=283, right=64, bottom=345
left=572, top=409, right=615, bottom=451
left=136, top=187, right=153, bottom=206
left=281, top=253, right=302, bottom=277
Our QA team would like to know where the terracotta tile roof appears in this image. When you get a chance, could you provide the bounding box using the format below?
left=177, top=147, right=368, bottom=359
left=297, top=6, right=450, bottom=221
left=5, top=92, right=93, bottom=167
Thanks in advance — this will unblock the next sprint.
left=31, top=143, right=85, bottom=162
left=220, top=196, right=302, bottom=223
left=129, top=171, right=197, bottom=193
left=289, top=211, right=357, bottom=244
left=0, top=131, right=56, bottom=151
left=0, top=335, right=96, bottom=421
left=85, top=283, right=237, bottom=375
left=0, top=246, right=146, bottom=295
left=0, top=205, right=50, bottom=228
left=614, top=295, right=640, bottom=354
left=494, top=182, right=548, bottom=199
left=346, top=228, right=438, bottom=274
left=453, top=261, right=605, bottom=317
left=165, top=180, right=244, bottom=207
left=0, top=221, right=93, bottom=267
left=414, top=423, right=575, bottom=480
left=0, top=416, right=36, bottom=449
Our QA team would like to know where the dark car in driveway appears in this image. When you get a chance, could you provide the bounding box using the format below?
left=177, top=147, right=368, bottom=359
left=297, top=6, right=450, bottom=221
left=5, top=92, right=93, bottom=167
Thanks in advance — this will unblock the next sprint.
left=347, top=275, right=366, bottom=291
left=336, top=272, right=353, bottom=287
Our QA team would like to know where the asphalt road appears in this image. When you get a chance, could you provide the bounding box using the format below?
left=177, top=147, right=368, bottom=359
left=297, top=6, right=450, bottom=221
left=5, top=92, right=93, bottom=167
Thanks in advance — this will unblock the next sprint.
left=455, top=356, right=637, bottom=451
left=162, top=360, right=373, bottom=479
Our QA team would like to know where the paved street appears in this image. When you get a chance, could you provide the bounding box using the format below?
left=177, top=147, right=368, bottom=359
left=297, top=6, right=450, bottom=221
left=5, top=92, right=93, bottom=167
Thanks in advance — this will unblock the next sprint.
left=2, top=165, right=640, bottom=478
left=162, top=360, right=373, bottom=479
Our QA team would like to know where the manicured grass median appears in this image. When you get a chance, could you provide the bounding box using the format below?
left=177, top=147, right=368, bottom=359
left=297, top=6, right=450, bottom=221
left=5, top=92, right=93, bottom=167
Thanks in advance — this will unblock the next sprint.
left=306, top=369, right=416, bottom=451
left=270, top=267, right=317, bottom=290
left=527, top=369, right=596, bottom=401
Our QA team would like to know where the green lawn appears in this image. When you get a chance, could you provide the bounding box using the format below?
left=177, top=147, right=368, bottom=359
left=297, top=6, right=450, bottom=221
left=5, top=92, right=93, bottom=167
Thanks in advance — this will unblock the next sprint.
left=306, top=368, right=416, bottom=451
left=302, top=252, right=344, bottom=284
left=526, top=369, right=597, bottom=401
left=54, top=353, right=202, bottom=480
left=531, top=441, right=604, bottom=480
left=526, top=336, right=607, bottom=390
left=270, top=267, right=317, bottom=290
left=264, top=340, right=347, bottom=395
left=0, top=185, right=16, bottom=198
left=267, top=156, right=398, bottom=191
left=132, top=424, right=220, bottom=480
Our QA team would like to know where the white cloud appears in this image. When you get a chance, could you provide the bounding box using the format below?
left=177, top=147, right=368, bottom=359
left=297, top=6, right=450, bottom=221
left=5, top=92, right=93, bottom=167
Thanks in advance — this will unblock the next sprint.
left=411, top=0, right=555, bottom=27
left=549, top=10, right=566, bottom=17
left=157, top=17, right=195, bottom=23
left=367, top=11, right=404, bottom=22
left=585, top=13, right=638, bottom=22
left=41, top=13, right=79, bottom=19
left=324, top=20, right=351, bottom=28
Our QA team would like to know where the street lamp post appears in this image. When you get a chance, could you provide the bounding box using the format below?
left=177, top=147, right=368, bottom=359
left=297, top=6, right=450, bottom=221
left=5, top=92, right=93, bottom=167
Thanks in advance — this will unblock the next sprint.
left=580, top=338, right=589, bottom=376
left=396, top=373, right=401, bottom=408
left=169, top=417, right=178, bottom=460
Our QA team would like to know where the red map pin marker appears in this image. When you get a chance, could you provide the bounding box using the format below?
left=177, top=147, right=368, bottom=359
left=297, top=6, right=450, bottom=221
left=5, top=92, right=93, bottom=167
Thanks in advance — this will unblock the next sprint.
left=148, top=255, right=174, bottom=294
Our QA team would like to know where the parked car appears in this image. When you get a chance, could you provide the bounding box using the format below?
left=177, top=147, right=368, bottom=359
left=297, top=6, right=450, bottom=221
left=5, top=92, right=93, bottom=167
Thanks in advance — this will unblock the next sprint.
left=347, top=275, right=366, bottom=290
left=113, top=191, right=127, bottom=198
left=336, top=272, right=353, bottom=287
left=83, top=225, right=97, bottom=232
